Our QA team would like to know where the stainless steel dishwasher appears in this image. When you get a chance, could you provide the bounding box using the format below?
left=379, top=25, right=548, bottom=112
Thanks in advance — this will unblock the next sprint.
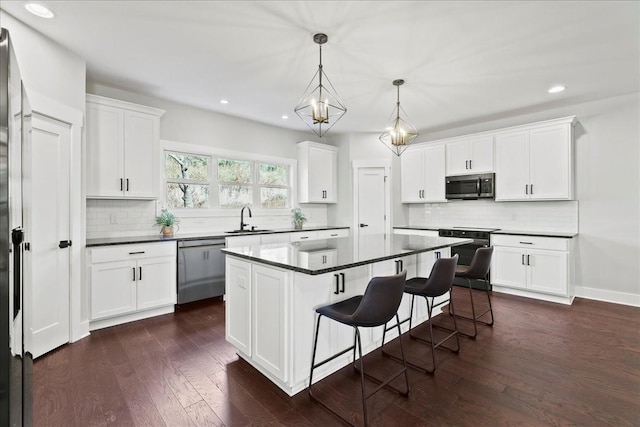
left=177, top=238, right=226, bottom=304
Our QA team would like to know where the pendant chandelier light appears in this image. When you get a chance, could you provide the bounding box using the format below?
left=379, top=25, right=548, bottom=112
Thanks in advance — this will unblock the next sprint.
left=294, top=33, right=347, bottom=137
left=379, top=79, right=418, bottom=156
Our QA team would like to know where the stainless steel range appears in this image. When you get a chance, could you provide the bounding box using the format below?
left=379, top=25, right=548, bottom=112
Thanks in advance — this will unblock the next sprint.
left=438, top=227, right=499, bottom=289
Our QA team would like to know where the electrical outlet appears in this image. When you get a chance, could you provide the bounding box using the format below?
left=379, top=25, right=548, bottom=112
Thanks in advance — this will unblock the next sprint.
left=110, top=214, right=119, bottom=224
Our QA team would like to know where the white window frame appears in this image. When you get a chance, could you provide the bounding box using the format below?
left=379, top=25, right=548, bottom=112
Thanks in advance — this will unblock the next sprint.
left=160, top=139, right=297, bottom=218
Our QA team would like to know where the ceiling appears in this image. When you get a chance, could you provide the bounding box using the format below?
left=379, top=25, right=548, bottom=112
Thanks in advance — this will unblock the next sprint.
left=1, top=1, right=638, bottom=135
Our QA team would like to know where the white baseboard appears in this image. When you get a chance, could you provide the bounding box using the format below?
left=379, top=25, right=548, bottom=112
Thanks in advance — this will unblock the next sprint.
left=574, top=286, right=640, bottom=307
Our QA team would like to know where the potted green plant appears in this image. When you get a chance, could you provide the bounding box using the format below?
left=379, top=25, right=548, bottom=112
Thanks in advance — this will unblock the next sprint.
left=291, top=208, right=307, bottom=230
left=156, top=208, right=180, bottom=237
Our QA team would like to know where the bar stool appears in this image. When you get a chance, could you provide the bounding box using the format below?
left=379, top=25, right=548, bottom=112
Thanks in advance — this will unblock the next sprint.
left=382, top=255, right=460, bottom=374
left=308, top=271, right=409, bottom=427
left=453, top=246, right=494, bottom=339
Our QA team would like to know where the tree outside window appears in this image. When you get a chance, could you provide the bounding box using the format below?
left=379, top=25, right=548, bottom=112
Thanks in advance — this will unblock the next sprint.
left=166, top=152, right=210, bottom=208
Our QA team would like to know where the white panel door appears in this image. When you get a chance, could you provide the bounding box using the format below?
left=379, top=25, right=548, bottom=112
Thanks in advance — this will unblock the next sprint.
left=445, top=139, right=470, bottom=176
left=90, top=260, right=138, bottom=320
left=123, top=110, right=157, bottom=198
left=495, top=131, right=530, bottom=201
left=400, top=148, right=425, bottom=202
left=308, top=146, right=336, bottom=202
left=423, top=144, right=446, bottom=202
left=252, top=265, right=288, bottom=382
left=469, top=136, right=494, bottom=173
left=136, top=256, right=176, bottom=310
left=529, top=125, right=571, bottom=200
left=491, top=246, right=527, bottom=289
left=225, top=257, right=252, bottom=355
left=357, top=167, right=387, bottom=259
left=527, top=250, right=568, bottom=295
left=27, top=115, right=71, bottom=358
left=85, top=102, right=123, bottom=197
left=292, top=272, right=334, bottom=385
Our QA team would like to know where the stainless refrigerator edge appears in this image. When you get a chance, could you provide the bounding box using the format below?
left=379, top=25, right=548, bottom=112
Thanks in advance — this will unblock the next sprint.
left=0, top=27, right=32, bottom=426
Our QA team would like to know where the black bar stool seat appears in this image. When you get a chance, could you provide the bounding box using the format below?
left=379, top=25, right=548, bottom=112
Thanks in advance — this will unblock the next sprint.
left=309, top=271, right=409, bottom=427
left=382, top=255, right=460, bottom=374
left=452, top=246, right=494, bottom=339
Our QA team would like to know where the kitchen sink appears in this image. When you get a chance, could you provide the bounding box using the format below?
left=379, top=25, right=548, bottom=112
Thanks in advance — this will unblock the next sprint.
left=225, top=229, right=273, bottom=234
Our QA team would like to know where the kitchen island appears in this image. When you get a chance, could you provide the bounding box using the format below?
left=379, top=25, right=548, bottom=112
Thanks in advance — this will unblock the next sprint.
left=221, top=234, right=472, bottom=396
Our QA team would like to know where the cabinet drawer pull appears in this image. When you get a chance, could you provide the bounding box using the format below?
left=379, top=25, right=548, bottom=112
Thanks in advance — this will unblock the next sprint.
left=519, top=242, right=533, bottom=245
left=340, top=273, right=345, bottom=293
left=300, top=236, right=309, bottom=240
left=330, top=234, right=338, bottom=237
left=129, top=251, right=145, bottom=255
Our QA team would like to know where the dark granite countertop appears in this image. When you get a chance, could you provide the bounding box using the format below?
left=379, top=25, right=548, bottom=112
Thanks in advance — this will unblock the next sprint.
left=86, top=226, right=350, bottom=247
left=393, top=226, right=440, bottom=232
left=491, top=230, right=578, bottom=238
left=221, top=235, right=472, bottom=275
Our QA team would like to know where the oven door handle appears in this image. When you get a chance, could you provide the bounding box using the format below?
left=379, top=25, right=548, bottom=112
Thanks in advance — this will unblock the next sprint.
left=476, top=177, right=481, bottom=196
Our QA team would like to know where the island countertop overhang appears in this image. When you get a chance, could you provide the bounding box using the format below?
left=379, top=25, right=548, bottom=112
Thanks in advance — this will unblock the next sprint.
left=221, top=235, right=473, bottom=275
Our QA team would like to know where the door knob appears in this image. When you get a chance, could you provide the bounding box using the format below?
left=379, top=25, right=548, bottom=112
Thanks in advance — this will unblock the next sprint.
left=359, top=223, right=368, bottom=228
left=58, top=240, right=72, bottom=249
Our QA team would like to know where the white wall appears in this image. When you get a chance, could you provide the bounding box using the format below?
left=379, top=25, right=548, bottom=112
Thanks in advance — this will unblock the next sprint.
left=85, top=83, right=332, bottom=238
left=1, top=12, right=88, bottom=339
left=341, top=93, right=639, bottom=305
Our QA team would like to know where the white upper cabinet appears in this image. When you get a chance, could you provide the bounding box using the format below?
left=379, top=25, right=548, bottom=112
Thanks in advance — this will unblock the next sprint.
left=445, top=135, right=494, bottom=176
left=401, top=144, right=446, bottom=203
left=495, top=117, right=575, bottom=201
left=297, top=141, right=338, bottom=203
left=86, top=94, right=165, bottom=199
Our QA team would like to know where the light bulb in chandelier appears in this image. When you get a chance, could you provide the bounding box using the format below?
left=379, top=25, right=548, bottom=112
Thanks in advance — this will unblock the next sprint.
left=311, top=99, right=330, bottom=124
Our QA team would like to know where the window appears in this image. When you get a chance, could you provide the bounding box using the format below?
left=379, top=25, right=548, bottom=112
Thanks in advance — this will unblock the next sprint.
left=217, top=159, right=252, bottom=208
left=164, top=149, right=291, bottom=210
left=166, top=152, right=210, bottom=208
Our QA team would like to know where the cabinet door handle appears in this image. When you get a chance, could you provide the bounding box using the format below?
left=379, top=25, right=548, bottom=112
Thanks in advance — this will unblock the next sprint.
left=525, top=184, right=529, bottom=195
left=139, top=266, right=142, bottom=280
left=530, top=184, right=533, bottom=195
left=465, top=160, right=469, bottom=170
left=394, top=260, right=399, bottom=274
left=334, top=274, right=340, bottom=295
left=340, top=273, right=345, bottom=293
left=527, top=255, right=531, bottom=266
left=126, top=179, right=130, bottom=192
left=120, top=178, right=124, bottom=191
left=469, top=159, right=472, bottom=169
left=436, top=251, right=441, bottom=259
left=132, top=267, right=136, bottom=281
left=522, top=254, right=525, bottom=265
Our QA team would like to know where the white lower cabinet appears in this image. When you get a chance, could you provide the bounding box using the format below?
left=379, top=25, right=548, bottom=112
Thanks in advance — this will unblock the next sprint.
left=225, top=257, right=252, bottom=355
left=88, top=242, right=176, bottom=329
left=491, top=234, right=574, bottom=304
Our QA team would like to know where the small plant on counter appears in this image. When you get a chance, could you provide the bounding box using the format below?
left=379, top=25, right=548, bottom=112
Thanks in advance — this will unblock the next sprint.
left=291, top=208, right=307, bottom=230
left=155, top=208, right=180, bottom=237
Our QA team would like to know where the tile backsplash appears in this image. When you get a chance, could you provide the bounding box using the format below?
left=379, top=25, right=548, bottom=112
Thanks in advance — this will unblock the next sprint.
left=86, top=199, right=328, bottom=239
left=409, top=200, right=578, bottom=233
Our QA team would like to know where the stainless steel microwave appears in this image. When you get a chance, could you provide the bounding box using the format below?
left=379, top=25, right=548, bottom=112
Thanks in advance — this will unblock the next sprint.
left=445, top=173, right=495, bottom=200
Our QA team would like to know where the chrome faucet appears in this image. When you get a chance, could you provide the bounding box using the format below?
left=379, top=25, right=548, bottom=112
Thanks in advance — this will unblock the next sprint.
left=240, top=205, right=252, bottom=231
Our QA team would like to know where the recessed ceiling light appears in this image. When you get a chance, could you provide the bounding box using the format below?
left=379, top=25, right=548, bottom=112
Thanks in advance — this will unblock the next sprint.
left=25, top=3, right=55, bottom=18
left=220, top=99, right=229, bottom=104
left=548, top=85, right=566, bottom=94
left=282, top=115, right=288, bottom=120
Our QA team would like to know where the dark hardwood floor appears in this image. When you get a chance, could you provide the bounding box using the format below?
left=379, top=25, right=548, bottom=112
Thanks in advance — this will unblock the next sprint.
left=34, top=288, right=640, bottom=426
